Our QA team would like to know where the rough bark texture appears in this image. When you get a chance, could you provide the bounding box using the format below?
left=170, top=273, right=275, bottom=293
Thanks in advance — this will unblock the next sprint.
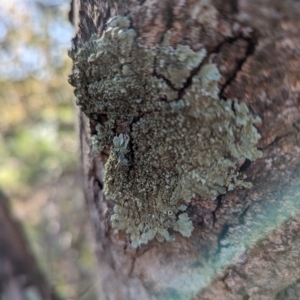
left=73, top=0, right=300, bottom=299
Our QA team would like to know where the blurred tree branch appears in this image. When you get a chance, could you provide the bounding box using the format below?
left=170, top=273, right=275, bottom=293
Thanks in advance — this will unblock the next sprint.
left=0, top=190, right=61, bottom=300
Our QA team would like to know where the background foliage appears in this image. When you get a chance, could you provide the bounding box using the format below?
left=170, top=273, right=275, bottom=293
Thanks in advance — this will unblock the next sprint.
left=0, top=1, right=97, bottom=299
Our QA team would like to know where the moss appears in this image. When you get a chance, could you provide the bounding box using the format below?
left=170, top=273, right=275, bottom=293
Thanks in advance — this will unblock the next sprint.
left=69, top=16, right=262, bottom=247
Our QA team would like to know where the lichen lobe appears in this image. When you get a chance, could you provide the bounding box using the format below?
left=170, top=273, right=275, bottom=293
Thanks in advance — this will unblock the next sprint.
left=69, top=16, right=262, bottom=248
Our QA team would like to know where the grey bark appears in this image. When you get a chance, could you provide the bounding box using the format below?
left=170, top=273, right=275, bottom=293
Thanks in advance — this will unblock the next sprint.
left=72, top=0, right=300, bottom=299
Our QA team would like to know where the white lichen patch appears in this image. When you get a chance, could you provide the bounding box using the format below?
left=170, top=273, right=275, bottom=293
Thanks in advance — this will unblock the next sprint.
left=190, top=0, right=218, bottom=29
left=69, top=16, right=262, bottom=248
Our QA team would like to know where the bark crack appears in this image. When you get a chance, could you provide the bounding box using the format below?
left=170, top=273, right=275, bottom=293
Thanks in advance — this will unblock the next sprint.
left=212, top=194, right=224, bottom=227
left=260, top=130, right=297, bottom=150
left=177, top=58, right=208, bottom=99
left=218, top=36, right=257, bottom=100
left=128, top=257, right=136, bottom=276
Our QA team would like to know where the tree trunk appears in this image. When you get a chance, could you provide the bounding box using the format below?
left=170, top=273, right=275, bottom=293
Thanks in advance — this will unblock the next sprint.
left=71, top=0, right=300, bottom=299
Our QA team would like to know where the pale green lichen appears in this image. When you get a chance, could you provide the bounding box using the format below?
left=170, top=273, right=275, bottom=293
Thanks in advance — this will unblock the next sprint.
left=190, top=0, right=218, bottom=29
left=69, top=16, right=262, bottom=248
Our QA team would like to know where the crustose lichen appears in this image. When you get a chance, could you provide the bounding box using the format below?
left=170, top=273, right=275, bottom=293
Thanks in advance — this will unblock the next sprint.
left=69, top=16, right=262, bottom=248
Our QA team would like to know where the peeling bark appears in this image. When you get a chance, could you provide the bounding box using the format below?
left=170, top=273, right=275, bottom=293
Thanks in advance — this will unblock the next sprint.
left=73, top=0, right=300, bottom=299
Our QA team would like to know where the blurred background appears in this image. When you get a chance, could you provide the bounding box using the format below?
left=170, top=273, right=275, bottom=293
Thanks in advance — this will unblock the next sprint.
left=0, top=0, right=97, bottom=299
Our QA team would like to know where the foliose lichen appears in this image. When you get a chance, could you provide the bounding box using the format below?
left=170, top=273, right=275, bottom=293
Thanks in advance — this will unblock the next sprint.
left=69, top=16, right=262, bottom=248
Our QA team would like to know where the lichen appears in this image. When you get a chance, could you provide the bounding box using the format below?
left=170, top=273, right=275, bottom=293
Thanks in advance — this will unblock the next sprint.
left=190, top=0, right=218, bottom=29
left=69, top=16, right=262, bottom=248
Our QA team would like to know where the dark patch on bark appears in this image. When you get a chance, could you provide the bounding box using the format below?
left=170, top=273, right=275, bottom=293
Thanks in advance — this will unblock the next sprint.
left=239, top=159, right=252, bottom=172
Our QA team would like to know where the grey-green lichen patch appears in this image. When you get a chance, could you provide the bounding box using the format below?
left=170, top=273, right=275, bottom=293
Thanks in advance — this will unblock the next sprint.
left=156, top=33, right=206, bottom=89
left=69, top=16, right=262, bottom=248
left=190, top=0, right=218, bottom=29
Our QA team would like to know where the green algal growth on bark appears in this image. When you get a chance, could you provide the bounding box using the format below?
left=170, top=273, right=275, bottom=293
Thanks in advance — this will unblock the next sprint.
left=69, top=16, right=262, bottom=248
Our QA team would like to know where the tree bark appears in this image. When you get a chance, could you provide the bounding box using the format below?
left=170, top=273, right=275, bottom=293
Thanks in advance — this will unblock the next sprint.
left=72, top=0, right=300, bottom=299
